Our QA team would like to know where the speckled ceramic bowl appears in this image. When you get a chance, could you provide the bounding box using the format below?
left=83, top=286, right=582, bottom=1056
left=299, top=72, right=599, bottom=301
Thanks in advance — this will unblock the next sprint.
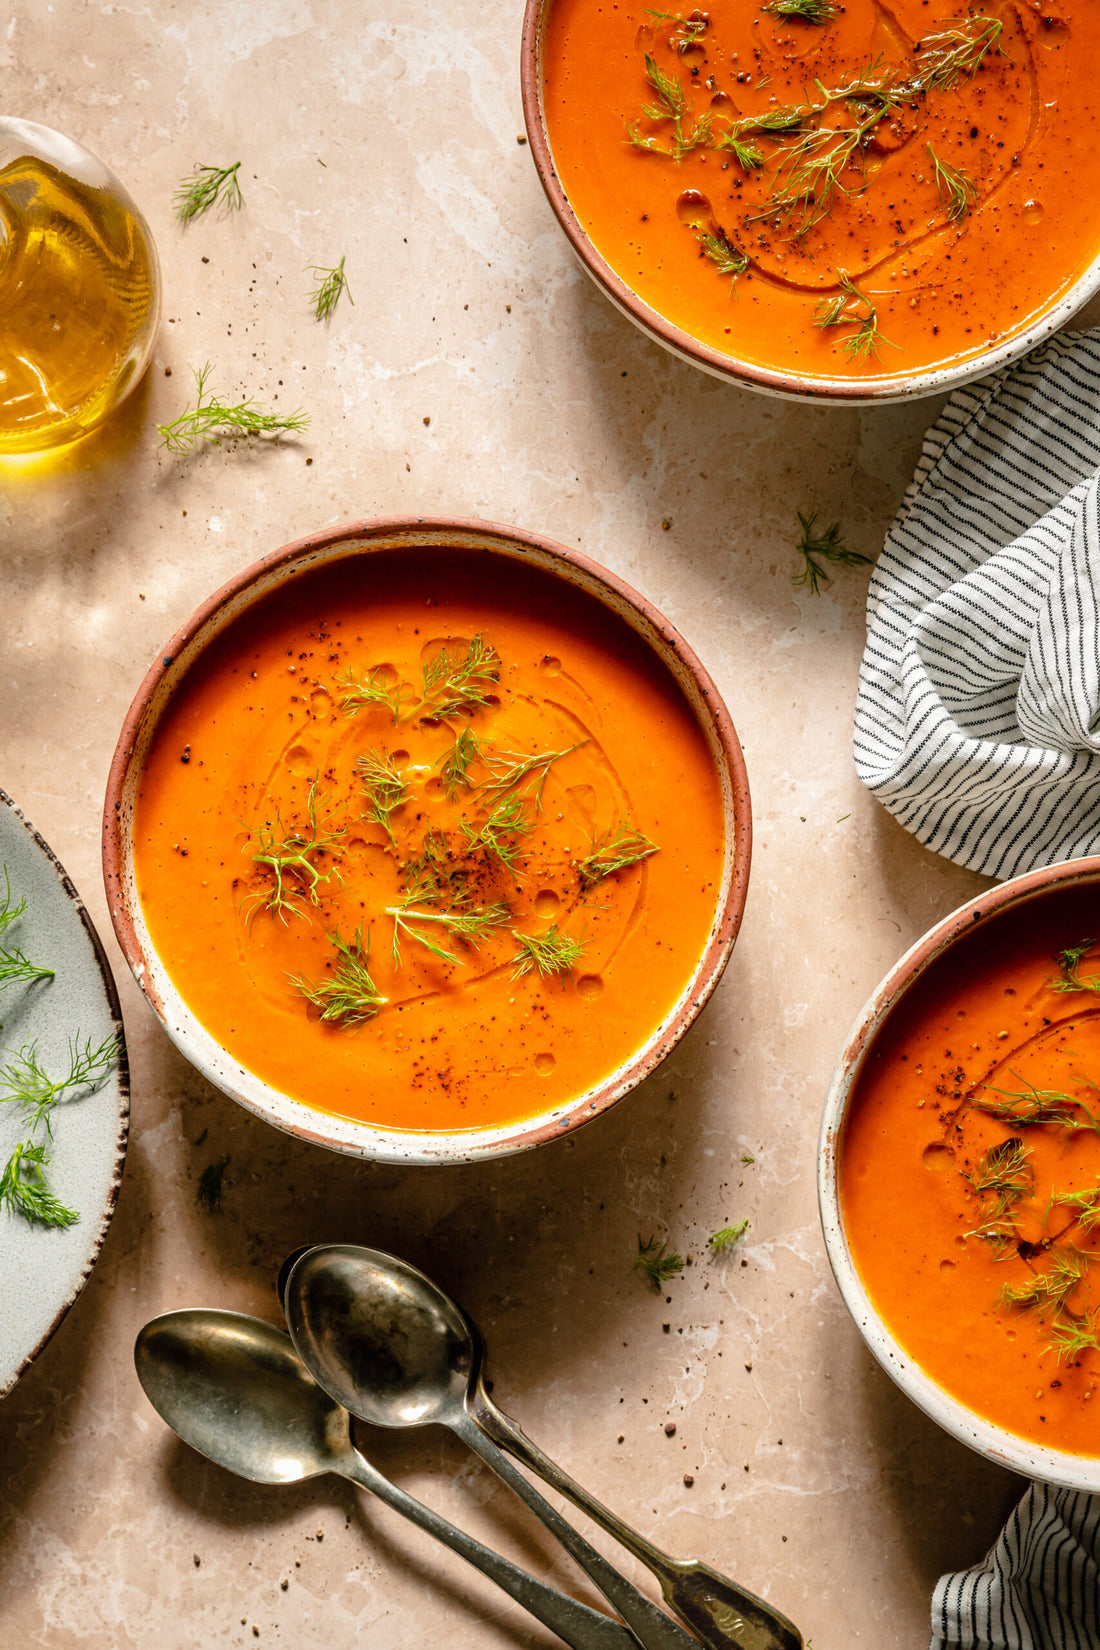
left=103, top=517, right=751, bottom=1166
left=819, top=855, right=1100, bottom=1491
left=520, top=0, right=1100, bottom=406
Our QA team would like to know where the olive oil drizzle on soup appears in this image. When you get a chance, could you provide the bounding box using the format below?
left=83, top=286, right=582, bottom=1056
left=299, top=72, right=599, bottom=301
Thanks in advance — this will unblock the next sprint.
left=542, top=1, right=1100, bottom=380
left=133, top=551, right=726, bottom=1134
left=841, top=887, right=1100, bottom=1458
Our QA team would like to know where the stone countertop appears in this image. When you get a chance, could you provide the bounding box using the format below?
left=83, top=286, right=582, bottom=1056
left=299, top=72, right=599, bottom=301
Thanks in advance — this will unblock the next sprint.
left=2, top=4, right=1090, bottom=1646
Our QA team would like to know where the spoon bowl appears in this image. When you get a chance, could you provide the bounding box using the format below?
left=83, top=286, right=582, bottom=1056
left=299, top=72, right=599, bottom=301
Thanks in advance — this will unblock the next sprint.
left=135, top=1308, right=353, bottom=1483
left=284, top=1245, right=476, bottom=1430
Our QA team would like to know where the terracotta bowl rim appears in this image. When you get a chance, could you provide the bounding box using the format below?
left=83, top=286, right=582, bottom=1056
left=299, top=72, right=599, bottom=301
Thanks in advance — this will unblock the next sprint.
left=103, top=513, right=751, bottom=1165
left=818, top=853, right=1100, bottom=1490
left=520, top=0, right=1100, bottom=406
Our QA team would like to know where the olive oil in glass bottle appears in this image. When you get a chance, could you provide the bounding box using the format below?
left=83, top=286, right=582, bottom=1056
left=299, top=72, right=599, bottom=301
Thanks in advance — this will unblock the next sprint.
left=0, top=118, right=160, bottom=455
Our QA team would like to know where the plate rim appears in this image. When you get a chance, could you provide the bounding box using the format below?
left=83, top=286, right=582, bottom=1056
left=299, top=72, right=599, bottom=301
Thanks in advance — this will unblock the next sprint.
left=0, top=788, right=130, bottom=1397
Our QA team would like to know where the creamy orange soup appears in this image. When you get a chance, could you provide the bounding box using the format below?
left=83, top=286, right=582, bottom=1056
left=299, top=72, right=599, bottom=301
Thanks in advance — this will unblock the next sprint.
left=543, top=1, right=1100, bottom=382
left=842, top=886, right=1100, bottom=1457
left=133, top=549, right=726, bottom=1133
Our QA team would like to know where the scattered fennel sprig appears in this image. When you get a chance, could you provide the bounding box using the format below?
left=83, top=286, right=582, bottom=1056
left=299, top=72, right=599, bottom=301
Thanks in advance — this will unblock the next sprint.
left=696, top=225, right=749, bottom=290
left=511, top=924, right=586, bottom=981
left=0, top=947, right=54, bottom=991
left=916, top=16, right=1003, bottom=93
left=339, top=636, right=501, bottom=725
left=1056, top=1186, right=1100, bottom=1234
left=963, top=1138, right=1033, bottom=1255
left=358, top=749, right=407, bottom=847
left=401, top=828, right=453, bottom=902
left=745, top=62, right=920, bottom=236
left=927, top=145, right=978, bottom=223
left=337, top=664, right=407, bottom=723
left=1049, top=940, right=1100, bottom=997
left=0, top=868, right=54, bottom=991
left=387, top=901, right=511, bottom=967
left=967, top=1137, right=1034, bottom=1203
left=174, top=161, right=244, bottom=223
left=645, top=10, right=710, bottom=54
left=636, top=1232, right=685, bottom=1288
left=460, top=793, right=535, bottom=875
left=709, top=1219, right=749, bottom=1253
left=480, top=742, right=585, bottom=809
left=763, top=0, right=837, bottom=21
left=999, top=1246, right=1094, bottom=1314
left=578, top=824, right=659, bottom=888
left=718, top=107, right=807, bottom=173
left=195, top=1154, right=230, bottom=1212
left=420, top=635, right=502, bottom=718
left=2, top=1036, right=121, bottom=1138
left=308, top=255, right=352, bottom=321
left=0, top=1144, right=77, bottom=1228
left=813, top=275, right=895, bottom=362
left=0, top=867, right=26, bottom=937
left=437, top=728, right=481, bottom=801
left=246, top=778, right=344, bottom=923
left=791, top=512, right=871, bottom=595
left=0, top=1035, right=119, bottom=1228
left=973, top=1081, right=1100, bottom=1134
left=627, top=53, right=715, bottom=159
left=1049, top=1310, right=1100, bottom=1365
left=158, top=364, right=310, bottom=453
left=291, top=928, right=386, bottom=1024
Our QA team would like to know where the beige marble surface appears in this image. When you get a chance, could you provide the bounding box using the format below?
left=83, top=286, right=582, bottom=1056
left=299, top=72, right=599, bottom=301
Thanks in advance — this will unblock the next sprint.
left=4, top=4, right=1096, bottom=1646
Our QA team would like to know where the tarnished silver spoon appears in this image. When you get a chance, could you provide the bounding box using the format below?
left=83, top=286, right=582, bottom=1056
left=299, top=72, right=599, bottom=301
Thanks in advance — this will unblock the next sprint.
left=134, top=1308, right=638, bottom=1650
left=283, top=1245, right=802, bottom=1650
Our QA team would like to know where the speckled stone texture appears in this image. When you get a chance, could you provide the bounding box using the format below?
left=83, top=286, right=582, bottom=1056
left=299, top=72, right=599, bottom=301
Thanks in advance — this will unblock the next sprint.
left=4, top=4, right=1097, bottom=1647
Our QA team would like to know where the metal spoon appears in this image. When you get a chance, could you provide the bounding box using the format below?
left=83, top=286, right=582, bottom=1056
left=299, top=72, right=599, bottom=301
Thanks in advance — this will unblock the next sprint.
left=282, top=1247, right=696, bottom=1650
left=283, top=1245, right=802, bottom=1650
left=134, top=1308, right=639, bottom=1650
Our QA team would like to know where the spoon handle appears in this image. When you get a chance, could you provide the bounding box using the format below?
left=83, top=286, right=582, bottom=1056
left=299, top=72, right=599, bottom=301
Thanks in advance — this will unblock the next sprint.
left=342, top=1446, right=635, bottom=1650
left=453, top=1411, right=702, bottom=1650
left=472, top=1396, right=802, bottom=1650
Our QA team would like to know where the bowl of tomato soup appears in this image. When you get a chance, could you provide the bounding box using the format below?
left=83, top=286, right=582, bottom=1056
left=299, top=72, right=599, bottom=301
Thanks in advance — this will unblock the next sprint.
left=821, top=857, right=1100, bottom=1488
left=524, top=1, right=1100, bottom=403
left=104, top=518, right=750, bottom=1164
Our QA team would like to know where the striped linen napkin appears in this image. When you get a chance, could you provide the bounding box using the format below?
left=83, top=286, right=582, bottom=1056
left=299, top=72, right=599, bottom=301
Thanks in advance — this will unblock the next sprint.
left=853, top=329, right=1100, bottom=1645
left=930, top=1485, right=1100, bottom=1650
left=854, top=328, right=1100, bottom=880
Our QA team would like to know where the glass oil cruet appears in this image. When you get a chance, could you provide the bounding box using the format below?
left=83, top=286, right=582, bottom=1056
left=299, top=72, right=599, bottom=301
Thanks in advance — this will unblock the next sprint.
left=0, top=117, right=160, bottom=455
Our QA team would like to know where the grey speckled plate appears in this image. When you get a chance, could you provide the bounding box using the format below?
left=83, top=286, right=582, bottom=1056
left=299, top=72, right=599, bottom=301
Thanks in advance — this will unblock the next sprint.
left=0, top=790, right=129, bottom=1398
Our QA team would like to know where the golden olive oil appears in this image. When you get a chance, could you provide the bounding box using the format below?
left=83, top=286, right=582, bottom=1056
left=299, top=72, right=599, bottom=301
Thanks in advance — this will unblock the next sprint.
left=0, top=118, right=159, bottom=455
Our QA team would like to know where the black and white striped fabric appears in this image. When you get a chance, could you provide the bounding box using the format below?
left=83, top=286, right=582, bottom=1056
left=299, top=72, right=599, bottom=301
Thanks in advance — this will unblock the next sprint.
left=931, top=1483, right=1100, bottom=1650
left=854, top=329, right=1100, bottom=879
